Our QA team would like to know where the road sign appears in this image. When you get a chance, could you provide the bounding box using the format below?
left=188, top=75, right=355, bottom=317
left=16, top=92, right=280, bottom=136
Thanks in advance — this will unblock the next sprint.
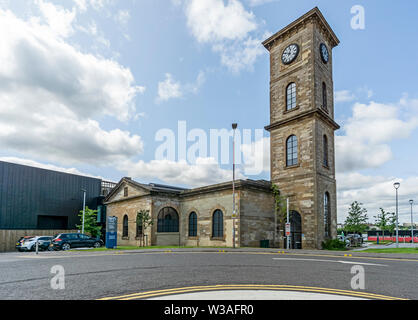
left=285, top=223, right=291, bottom=236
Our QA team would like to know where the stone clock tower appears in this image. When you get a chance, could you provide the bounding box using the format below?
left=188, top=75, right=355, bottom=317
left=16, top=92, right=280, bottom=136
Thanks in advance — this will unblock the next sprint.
left=263, top=8, right=340, bottom=249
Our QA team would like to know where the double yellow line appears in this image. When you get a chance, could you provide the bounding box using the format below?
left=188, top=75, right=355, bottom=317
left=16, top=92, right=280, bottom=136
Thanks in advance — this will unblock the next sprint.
left=98, top=284, right=407, bottom=301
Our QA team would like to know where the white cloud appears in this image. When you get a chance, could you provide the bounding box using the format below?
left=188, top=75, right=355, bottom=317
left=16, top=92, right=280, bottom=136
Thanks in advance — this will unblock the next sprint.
left=185, top=0, right=257, bottom=43
left=156, top=71, right=206, bottom=103
left=114, top=9, right=130, bottom=26
left=157, top=73, right=183, bottom=102
left=36, top=0, right=76, bottom=38
left=241, top=136, right=270, bottom=175
left=337, top=172, right=418, bottom=224
left=246, top=0, right=278, bottom=6
left=336, top=99, right=418, bottom=173
left=118, top=157, right=245, bottom=188
left=175, top=0, right=268, bottom=72
left=335, top=90, right=355, bottom=103
left=0, top=9, right=145, bottom=165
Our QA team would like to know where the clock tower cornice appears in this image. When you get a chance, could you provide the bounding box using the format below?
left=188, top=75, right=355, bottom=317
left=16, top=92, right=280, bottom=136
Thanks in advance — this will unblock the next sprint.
left=262, top=7, right=340, bottom=51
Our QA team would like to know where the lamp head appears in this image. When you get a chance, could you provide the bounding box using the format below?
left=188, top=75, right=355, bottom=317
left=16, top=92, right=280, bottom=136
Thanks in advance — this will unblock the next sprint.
left=410, top=199, right=414, bottom=205
left=394, top=182, right=400, bottom=190
left=232, top=123, right=238, bottom=130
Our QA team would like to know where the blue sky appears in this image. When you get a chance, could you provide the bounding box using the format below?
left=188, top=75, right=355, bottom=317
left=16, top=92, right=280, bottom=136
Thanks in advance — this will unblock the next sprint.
left=0, top=0, right=417, bottom=223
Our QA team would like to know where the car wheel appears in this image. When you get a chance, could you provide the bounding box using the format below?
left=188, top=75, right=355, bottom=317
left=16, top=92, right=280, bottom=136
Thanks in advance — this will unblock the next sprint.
left=93, top=242, right=101, bottom=248
left=48, top=246, right=55, bottom=251
left=62, top=243, right=71, bottom=251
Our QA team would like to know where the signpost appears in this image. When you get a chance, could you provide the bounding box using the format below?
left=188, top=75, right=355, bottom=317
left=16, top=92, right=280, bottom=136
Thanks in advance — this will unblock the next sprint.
left=286, top=198, right=291, bottom=249
left=106, top=216, right=118, bottom=249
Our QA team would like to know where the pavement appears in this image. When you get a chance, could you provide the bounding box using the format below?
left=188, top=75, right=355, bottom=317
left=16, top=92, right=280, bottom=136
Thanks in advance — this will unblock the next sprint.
left=0, top=247, right=417, bottom=300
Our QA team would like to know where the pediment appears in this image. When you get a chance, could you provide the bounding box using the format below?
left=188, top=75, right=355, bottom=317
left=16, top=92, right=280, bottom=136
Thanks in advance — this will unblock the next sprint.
left=105, top=179, right=151, bottom=203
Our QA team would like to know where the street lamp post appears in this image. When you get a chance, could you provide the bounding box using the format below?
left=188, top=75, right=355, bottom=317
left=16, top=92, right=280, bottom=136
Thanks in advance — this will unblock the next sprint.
left=81, top=188, right=86, bottom=234
left=394, top=182, right=400, bottom=248
left=232, top=123, right=238, bottom=249
left=410, top=200, right=414, bottom=244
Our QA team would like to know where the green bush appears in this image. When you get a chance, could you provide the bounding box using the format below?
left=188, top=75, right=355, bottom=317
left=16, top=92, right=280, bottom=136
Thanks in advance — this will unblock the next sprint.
left=321, top=239, right=347, bottom=251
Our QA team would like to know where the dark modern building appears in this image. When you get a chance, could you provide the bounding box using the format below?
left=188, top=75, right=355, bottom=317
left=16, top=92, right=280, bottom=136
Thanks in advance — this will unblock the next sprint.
left=0, top=160, right=115, bottom=230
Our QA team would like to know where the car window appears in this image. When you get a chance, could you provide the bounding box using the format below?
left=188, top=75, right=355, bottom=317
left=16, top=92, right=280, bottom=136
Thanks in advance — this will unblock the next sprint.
left=80, top=234, right=90, bottom=240
left=67, top=234, right=79, bottom=240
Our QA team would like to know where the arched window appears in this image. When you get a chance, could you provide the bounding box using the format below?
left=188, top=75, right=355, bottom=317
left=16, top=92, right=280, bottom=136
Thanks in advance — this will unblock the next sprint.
left=286, top=135, right=298, bottom=167
left=286, top=83, right=297, bottom=111
left=322, top=82, right=327, bottom=110
left=123, top=215, right=129, bottom=237
left=323, top=135, right=329, bottom=167
left=136, top=213, right=143, bottom=237
left=189, top=212, right=197, bottom=237
left=324, top=192, right=331, bottom=239
left=212, top=210, right=223, bottom=238
left=157, top=207, right=179, bottom=233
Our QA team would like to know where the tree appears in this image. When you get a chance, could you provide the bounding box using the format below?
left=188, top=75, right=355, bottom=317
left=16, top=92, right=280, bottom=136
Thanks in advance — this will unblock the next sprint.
left=374, top=208, right=396, bottom=240
left=344, top=201, right=369, bottom=234
left=387, top=211, right=397, bottom=236
left=136, top=209, right=153, bottom=247
left=272, top=184, right=288, bottom=248
left=76, top=206, right=101, bottom=238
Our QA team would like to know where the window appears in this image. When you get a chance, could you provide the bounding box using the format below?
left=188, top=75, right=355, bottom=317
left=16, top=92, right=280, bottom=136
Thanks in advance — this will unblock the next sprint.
left=286, top=135, right=298, bottom=167
left=157, top=207, right=179, bottom=233
left=189, top=212, right=197, bottom=237
left=324, top=192, right=331, bottom=239
left=136, top=213, right=143, bottom=237
left=212, top=210, right=224, bottom=238
left=124, top=187, right=128, bottom=197
left=286, top=83, right=297, bottom=111
left=123, top=215, right=129, bottom=237
left=322, top=82, right=327, bottom=110
left=323, top=135, right=329, bottom=167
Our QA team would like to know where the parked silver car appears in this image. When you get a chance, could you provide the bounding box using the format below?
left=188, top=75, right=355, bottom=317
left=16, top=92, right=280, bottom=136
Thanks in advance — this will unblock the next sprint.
left=16, top=236, right=53, bottom=252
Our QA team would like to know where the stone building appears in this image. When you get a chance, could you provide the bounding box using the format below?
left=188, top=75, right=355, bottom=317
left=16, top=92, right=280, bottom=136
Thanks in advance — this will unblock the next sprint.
left=104, top=178, right=274, bottom=248
left=104, top=7, right=340, bottom=249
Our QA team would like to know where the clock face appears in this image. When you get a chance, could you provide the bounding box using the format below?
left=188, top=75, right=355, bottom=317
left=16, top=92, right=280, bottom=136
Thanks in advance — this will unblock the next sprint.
left=281, top=44, right=299, bottom=65
left=320, top=43, right=329, bottom=63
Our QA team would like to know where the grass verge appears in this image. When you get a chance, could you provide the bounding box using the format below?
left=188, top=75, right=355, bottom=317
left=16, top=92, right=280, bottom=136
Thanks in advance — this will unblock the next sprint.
left=359, top=248, right=418, bottom=254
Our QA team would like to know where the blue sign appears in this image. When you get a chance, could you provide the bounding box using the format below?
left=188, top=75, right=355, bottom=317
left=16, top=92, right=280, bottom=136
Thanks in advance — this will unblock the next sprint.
left=106, top=216, right=118, bottom=249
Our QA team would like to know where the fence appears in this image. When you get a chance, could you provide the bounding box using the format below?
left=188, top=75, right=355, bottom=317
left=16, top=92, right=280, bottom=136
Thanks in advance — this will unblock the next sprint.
left=0, top=230, right=77, bottom=252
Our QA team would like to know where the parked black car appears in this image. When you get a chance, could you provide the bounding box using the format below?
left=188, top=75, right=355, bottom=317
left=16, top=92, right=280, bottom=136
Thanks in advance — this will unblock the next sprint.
left=49, top=233, right=103, bottom=251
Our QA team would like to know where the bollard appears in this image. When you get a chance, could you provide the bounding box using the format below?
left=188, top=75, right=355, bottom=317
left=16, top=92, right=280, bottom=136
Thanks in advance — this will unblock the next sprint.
left=36, top=240, right=39, bottom=255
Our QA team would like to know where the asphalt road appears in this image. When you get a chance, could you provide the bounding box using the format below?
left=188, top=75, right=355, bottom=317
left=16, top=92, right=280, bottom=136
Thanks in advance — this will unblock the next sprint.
left=0, top=249, right=417, bottom=300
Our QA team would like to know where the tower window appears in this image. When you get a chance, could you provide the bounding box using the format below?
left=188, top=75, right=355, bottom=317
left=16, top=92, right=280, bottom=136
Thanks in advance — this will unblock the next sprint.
left=286, top=83, right=297, bottom=111
left=286, top=135, right=298, bottom=167
left=324, top=192, right=331, bottom=239
left=124, top=187, right=128, bottom=197
left=323, top=135, right=329, bottom=167
left=322, top=82, right=327, bottom=111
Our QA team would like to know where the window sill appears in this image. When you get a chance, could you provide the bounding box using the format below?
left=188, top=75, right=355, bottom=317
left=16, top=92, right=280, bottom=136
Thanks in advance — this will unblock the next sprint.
left=211, top=237, right=225, bottom=241
left=188, top=236, right=198, bottom=240
left=323, top=164, right=330, bottom=170
left=283, top=106, right=300, bottom=114
left=122, top=236, right=129, bottom=240
left=285, top=163, right=300, bottom=170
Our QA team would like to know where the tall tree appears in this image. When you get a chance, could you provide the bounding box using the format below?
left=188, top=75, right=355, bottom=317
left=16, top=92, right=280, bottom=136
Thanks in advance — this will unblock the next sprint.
left=344, top=201, right=369, bottom=234
left=76, top=206, right=101, bottom=238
